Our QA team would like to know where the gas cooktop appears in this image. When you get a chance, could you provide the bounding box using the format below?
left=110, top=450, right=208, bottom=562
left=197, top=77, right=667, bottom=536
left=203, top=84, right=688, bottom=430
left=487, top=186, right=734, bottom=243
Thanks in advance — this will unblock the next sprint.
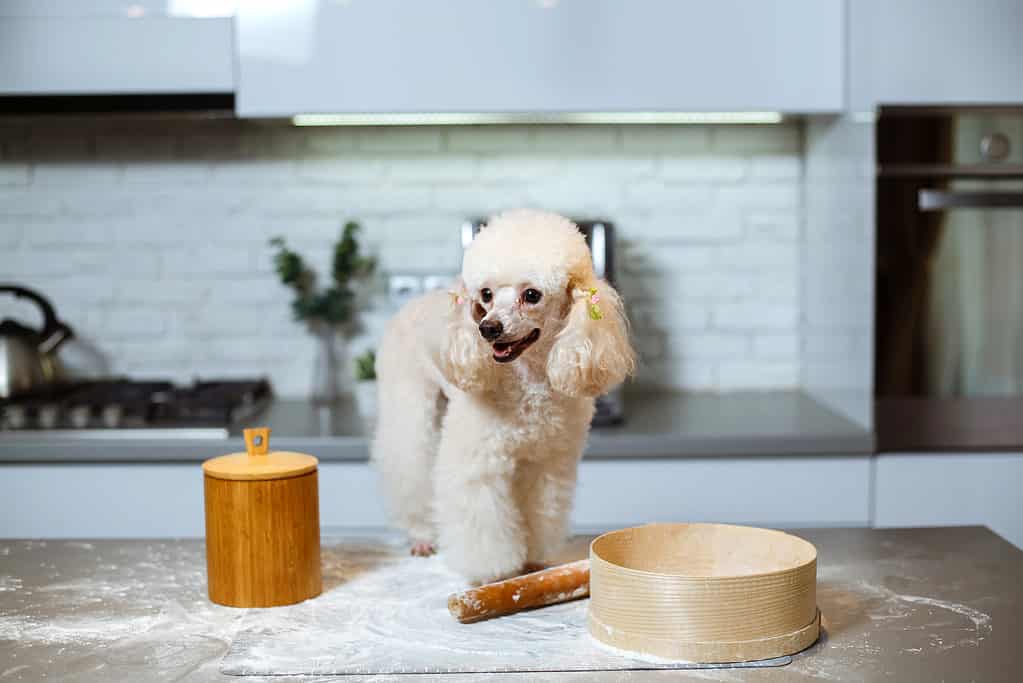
left=0, top=378, right=272, bottom=439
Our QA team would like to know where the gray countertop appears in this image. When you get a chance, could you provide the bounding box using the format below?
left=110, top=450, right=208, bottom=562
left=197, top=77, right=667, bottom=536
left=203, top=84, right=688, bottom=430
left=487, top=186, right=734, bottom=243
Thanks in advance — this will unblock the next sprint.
left=0, top=390, right=873, bottom=462
left=0, top=526, right=1019, bottom=682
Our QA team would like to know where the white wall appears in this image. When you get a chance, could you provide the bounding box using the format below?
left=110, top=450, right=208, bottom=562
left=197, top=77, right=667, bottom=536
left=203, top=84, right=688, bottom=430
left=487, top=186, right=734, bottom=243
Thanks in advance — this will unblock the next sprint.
left=0, top=120, right=804, bottom=396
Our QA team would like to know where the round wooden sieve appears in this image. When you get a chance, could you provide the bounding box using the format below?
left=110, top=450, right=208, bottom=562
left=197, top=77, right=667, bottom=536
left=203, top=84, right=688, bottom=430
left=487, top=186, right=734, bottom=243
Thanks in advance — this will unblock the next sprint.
left=588, top=523, right=820, bottom=663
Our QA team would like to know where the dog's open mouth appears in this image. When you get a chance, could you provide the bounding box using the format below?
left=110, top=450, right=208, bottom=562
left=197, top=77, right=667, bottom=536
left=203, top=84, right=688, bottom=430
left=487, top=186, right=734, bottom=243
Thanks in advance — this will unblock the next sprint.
left=491, top=329, right=541, bottom=363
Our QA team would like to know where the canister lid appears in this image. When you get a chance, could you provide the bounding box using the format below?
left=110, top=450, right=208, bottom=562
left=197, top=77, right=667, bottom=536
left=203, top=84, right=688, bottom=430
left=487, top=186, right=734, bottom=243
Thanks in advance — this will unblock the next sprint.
left=203, top=427, right=318, bottom=481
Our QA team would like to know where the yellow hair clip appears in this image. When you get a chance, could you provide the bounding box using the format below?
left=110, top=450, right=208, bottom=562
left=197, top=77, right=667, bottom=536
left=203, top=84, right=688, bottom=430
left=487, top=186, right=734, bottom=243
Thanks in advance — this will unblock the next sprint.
left=448, top=289, right=465, bottom=307
left=572, top=286, right=604, bottom=320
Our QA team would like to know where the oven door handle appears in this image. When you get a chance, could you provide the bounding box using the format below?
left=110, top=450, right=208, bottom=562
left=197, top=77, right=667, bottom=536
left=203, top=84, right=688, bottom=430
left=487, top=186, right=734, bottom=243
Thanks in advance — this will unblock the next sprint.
left=919, top=189, right=1023, bottom=211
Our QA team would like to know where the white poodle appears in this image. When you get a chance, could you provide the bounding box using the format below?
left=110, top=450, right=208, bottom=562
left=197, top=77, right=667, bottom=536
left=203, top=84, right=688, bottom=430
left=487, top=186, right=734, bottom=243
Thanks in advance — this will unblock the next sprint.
left=371, top=209, right=635, bottom=584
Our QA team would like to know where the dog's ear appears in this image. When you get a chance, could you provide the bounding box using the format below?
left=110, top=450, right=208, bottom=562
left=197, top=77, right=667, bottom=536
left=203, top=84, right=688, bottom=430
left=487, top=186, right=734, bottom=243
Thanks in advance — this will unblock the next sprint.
left=547, top=279, right=636, bottom=398
left=440, top=285, right=496, bottom=392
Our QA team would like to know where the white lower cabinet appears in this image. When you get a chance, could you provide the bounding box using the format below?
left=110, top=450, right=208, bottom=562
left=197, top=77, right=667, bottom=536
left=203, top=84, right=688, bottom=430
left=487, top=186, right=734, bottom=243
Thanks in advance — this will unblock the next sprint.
left=0, top=455, right=871, bottom=539
left=873, top=453, right=1023, bottom=549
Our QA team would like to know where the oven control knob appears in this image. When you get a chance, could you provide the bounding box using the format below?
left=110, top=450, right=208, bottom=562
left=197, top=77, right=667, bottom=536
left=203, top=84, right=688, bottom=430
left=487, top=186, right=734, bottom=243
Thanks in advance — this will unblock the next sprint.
left=3, top=405, right=26, bottom=429
left=68, top=405, right=91, bottom=429
left=980, top=133, right=1010, bottom=162
left=101, top=404, right=123, bottom=428
left=39, top=404, right=60, bottom=429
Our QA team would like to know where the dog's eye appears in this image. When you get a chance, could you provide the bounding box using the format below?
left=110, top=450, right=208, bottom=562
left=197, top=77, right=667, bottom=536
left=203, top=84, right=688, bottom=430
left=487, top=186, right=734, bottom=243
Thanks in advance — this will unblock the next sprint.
left=522, top=288, right=542, bottom=304
left=480, top=288, right=493, bottom=303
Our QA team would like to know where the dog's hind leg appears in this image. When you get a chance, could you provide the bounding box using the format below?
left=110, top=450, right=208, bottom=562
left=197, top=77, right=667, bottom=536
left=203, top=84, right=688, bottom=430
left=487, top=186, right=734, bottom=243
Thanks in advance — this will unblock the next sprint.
left=371, top=383, right=446, bottom=555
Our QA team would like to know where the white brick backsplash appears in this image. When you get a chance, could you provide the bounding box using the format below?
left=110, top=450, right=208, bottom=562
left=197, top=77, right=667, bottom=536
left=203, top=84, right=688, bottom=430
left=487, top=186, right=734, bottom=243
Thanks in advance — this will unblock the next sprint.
left=0, top=191, right=61, bottom=217
left=716, top=184, right=800, bottom=209
left=716, top=242, right=798, bottom=270
left=631, top=301, right=711, bottom=332
left=524, top=181, right=623, bottom=215
left=303, top=130, right=358, bottom=156
left=674, top=332, right=748, bottom=359
left=104, top=309, right=168, bottom=338
left=2, top=121, right=806, bottom=394
left=752, top=333, right=800, bottom=358
left=477, top=158, right=563, bottom=182
left=115, top=278, right=211, bottom=306
left=531, top=126, right=620, bottom=152
left=23, top=221, right=109, bottom=247
left=0, top=222, right=23, bottom=247
left=621, top=206, right=744, bottom=242
left=711, top=125, right=801, bottom=154
left=386, top=157, right=477, bottom=183
left=357, top=128, right=442, bottom=152
left=746, top=212, right=799, bottom=241
left=446, top=127, right=532, bottom=152
left=623, top=182, right=713, bottom=210
left=622, top=126, right=710, bottom=153
left=635, top=360, right=717, bottom=391
left=749, top=156, right=802, bottom=180
left=122, top=161, right=212, bottom=185
left=162, top=245, right=253, bottom=276
left=205, top=159, right=295, bottom=186
left=295, top=158, right=386, bottom=184
left=33, top=162, right=120, bottom=186
left=622, top=244, right=716, bottom=273
left=661, top=158, right=746, bottom=183
left=713, top=302, right=798, bottom=330
left=0, top=163, right=30, bottom=186
left=433, top=185, right=529, bottom=214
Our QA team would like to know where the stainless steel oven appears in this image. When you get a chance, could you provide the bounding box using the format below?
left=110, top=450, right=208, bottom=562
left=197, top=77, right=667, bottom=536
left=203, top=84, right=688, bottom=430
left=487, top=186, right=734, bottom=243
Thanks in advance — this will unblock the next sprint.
left=875, top=106, right=1023, bottom=449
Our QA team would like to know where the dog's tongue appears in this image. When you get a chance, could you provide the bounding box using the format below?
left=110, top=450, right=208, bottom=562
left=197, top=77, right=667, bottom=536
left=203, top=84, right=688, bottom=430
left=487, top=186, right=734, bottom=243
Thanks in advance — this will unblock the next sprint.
left=493, top=344, right=512, bottom=357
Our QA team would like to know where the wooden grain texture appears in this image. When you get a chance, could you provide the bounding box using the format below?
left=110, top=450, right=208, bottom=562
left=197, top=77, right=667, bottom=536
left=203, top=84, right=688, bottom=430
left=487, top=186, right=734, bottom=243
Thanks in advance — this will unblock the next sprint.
left=588, top=523, right=819, bottom=663
left=448, top=560, right=591, bottom=623
left=202, top=451, right=318, bottom=482
left=204, top=471, right=322, bottom=607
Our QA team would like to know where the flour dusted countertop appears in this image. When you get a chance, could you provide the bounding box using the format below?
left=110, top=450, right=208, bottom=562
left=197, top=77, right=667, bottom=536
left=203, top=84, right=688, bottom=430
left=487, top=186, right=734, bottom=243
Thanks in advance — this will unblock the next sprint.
left=0, top=390, right=872, bottom=462
left=1, top=527, right=1020, bottom=682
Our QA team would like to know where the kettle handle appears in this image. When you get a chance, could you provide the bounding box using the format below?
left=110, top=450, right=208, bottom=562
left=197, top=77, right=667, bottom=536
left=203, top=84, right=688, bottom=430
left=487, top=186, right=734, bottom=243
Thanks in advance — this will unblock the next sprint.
left=0, top=284, right=74, bottom=352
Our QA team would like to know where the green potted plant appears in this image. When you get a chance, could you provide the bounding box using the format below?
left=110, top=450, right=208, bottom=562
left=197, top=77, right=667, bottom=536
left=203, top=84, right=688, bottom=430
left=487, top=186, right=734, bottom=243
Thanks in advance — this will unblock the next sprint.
left=352, top=349, right=377, bottom=418
left=270, top=221, right=375, bottom=403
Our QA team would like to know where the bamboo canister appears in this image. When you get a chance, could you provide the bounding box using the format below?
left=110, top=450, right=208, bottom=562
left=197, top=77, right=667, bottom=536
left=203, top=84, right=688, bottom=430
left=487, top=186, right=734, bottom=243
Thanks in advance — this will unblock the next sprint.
left=588, top=523, right=820, bottom=663
left=203, top=427, right=322, bottom=607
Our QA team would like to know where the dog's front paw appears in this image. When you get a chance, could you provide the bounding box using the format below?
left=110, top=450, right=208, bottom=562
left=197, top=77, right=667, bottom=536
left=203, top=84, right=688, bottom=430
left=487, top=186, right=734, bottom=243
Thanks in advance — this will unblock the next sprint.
left=410, top=541, right=436, bottom=557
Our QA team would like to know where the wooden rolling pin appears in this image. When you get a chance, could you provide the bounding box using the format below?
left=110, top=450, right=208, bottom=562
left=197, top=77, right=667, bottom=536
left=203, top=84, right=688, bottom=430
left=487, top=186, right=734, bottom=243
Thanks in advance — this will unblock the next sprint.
left=447, top=559, right=590, bottom=623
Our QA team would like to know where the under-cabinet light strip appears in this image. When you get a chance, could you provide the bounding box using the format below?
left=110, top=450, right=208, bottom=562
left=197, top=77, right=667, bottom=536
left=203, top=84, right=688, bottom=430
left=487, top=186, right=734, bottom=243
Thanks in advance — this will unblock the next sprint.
left=291, top=111, right=784, bottom=126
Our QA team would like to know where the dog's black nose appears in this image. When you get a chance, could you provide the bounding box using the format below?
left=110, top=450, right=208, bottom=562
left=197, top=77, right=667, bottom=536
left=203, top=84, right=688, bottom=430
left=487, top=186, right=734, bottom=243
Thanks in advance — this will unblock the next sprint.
left=478, top=320, right=503, bottom=341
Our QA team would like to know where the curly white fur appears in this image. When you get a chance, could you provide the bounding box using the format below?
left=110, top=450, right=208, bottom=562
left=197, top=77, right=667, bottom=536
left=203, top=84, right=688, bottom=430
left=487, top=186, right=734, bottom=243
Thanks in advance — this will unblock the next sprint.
left=371, top=209, right=635, bottom=584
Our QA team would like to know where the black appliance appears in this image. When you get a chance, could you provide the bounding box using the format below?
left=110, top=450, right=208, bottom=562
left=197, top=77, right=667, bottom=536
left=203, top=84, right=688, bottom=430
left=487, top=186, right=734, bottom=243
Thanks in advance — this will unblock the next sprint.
left=0, top=378, right=272, bottom=438
left=875, top=106, right=1023, bottom=450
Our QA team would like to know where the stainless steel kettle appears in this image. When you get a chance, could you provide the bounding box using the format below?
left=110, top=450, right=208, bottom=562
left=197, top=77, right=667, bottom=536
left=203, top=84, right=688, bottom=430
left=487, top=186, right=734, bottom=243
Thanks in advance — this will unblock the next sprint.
left=0, top=285, right=74, bottom=398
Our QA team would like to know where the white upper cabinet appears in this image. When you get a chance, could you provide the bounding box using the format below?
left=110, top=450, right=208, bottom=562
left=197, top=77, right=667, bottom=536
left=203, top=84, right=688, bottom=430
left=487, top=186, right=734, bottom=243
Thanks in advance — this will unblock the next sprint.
left=0, top=2, right=234, bottom=95
left=236, top=0, right=844, bottom=117
left=850, top=0, right=1023, bottom=110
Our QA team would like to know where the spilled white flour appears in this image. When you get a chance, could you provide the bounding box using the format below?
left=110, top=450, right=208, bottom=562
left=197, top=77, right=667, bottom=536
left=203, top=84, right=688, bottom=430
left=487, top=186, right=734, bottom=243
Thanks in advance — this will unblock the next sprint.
left=0, top=541, right=246, bottom=681
left=223, top=545, right=788, bottom=676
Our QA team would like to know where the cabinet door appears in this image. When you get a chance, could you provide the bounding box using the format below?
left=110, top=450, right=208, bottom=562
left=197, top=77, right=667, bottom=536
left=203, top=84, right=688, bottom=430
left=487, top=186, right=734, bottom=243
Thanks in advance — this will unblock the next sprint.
left=0, top=17, right=234, bottom=94
left=850, top=0, right=1023, bottom=109
left=573, top=455, right=872, bottom=529
left=874, top=453, right=1023, bottom=549
left=237, top=0, right=843, bottom=117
